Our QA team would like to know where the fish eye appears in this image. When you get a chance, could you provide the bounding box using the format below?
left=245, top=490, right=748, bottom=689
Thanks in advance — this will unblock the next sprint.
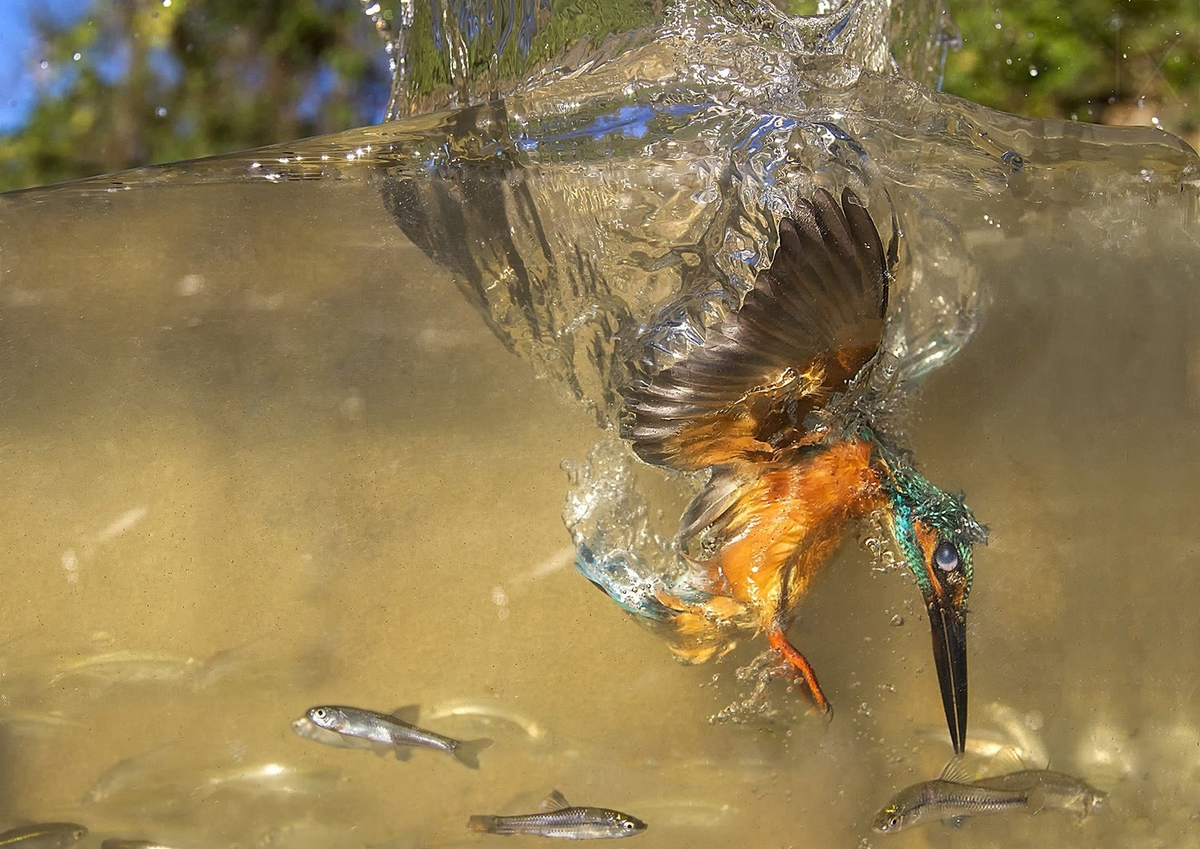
left=888, top=814, right=900, bottom=830
left=313, top=708, right=326, bottom=719
left=934, top=541, right=959, bottom=571
left=622, top=821, right=635, bottom=830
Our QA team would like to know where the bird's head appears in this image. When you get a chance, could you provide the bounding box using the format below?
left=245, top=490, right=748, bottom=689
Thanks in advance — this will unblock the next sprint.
left=879, top=461, right=987, bottom=754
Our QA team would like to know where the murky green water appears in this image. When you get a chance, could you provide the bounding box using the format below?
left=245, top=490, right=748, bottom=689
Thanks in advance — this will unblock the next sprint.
left=2, top=2, right=1200, bottom=847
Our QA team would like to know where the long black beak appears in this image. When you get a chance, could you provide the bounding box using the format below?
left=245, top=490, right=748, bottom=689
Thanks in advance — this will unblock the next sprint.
left=928, top=600, right=968, bottom=754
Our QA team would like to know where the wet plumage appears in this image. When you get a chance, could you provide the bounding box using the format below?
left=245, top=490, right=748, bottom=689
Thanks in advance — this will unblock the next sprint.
left=583, top=187, right=986, bottom=751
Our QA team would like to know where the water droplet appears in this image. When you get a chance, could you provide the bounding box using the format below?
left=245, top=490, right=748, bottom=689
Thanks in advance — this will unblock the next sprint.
left=156, top=106, right=168, bottom=118
left=72, top=52, right=81, bottom=61
left=889, top=614, right=904, bottom=627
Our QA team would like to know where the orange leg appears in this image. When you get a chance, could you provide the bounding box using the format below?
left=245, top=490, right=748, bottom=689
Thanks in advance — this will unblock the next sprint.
left=767, top=622, right=830, bottom=714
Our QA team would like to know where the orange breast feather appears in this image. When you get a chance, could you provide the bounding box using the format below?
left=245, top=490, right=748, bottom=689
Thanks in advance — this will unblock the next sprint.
left=700, top=440, right=881, bottom=625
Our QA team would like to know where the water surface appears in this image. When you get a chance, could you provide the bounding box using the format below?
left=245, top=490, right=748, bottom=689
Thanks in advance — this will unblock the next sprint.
left=2, top=2, right=1199, bottom=847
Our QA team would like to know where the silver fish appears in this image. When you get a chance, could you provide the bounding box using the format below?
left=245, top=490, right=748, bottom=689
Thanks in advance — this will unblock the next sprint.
left=0, top=823, right=87, bottom=847
left=873, top=757, right=1106, bottom=833
left=290, top=716, right=376, bottom=751
left=304, top=704, right=492, bottom=769
left=971, top=770, right=1107, bottom=819
left=468, top=790, right=647, bottom=840
left=100, top=841, right=181, bottom=849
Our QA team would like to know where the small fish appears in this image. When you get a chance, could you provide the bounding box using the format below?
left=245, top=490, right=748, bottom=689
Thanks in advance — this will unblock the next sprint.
left=290, top=716, right=376, bottom=751
left=873, top=756, right=1106, bottom=833
left=969, top=769, right=1106, bottom=819
left=468, top=790, right=647, bottom=840
left=0, top=823, right=87, bottom=847
left=101, top=841, right=180, bottom=849
left=303, top=704, right=492, bottom=769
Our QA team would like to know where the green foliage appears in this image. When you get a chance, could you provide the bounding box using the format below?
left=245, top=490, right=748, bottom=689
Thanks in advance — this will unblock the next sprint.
left=942, top=0, right=1200, bottom=134
left=400, top=0, right=660, bottom=111
left=2, top=0, right=1198, bottom=191
left=0, top=0, right=390, bottom=191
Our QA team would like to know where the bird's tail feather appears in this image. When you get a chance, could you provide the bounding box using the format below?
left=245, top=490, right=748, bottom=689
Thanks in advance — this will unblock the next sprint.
left=574, top=542, right=709, bottom=622
left=574, top=542, right=742, bottom=664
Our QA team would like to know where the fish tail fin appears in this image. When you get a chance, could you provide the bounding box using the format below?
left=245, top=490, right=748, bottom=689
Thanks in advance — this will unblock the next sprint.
left=452, top=737, right=494, bottom=769
left=467, top=815, right=500, bottom=833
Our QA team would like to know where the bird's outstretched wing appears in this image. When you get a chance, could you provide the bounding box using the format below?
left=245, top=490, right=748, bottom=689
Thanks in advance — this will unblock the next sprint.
left=621, top=187, right=897, bottom=471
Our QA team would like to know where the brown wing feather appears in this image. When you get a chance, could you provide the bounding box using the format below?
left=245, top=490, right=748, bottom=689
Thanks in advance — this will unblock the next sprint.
left=621, top=187, right=895, bottom=471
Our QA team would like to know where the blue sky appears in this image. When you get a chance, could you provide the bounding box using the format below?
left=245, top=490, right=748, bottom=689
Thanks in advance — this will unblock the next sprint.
left=0, top=1, right=392, bottom=136
left=0, top=0, right=97, bottom=133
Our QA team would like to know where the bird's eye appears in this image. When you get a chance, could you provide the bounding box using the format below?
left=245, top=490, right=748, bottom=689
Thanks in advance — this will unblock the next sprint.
left=934, top=541, right=959, bottom=571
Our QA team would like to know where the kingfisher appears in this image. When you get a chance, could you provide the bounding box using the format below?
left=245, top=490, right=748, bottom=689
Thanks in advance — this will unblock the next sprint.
left=579, top=186, right=986, bottom=753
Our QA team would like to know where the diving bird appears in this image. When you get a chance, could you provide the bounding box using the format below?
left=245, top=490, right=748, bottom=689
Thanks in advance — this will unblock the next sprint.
left=581, top=186, right=986, bottom=753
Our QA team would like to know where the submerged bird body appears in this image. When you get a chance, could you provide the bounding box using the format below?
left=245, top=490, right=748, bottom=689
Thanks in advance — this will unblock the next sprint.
left=580, top=187, right=986, bottom=750
left=657, top=437, right=884, bottom=678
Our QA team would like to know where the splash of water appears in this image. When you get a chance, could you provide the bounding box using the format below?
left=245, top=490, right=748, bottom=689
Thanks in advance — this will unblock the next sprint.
left=366, top=1, right=1199, bottom=613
